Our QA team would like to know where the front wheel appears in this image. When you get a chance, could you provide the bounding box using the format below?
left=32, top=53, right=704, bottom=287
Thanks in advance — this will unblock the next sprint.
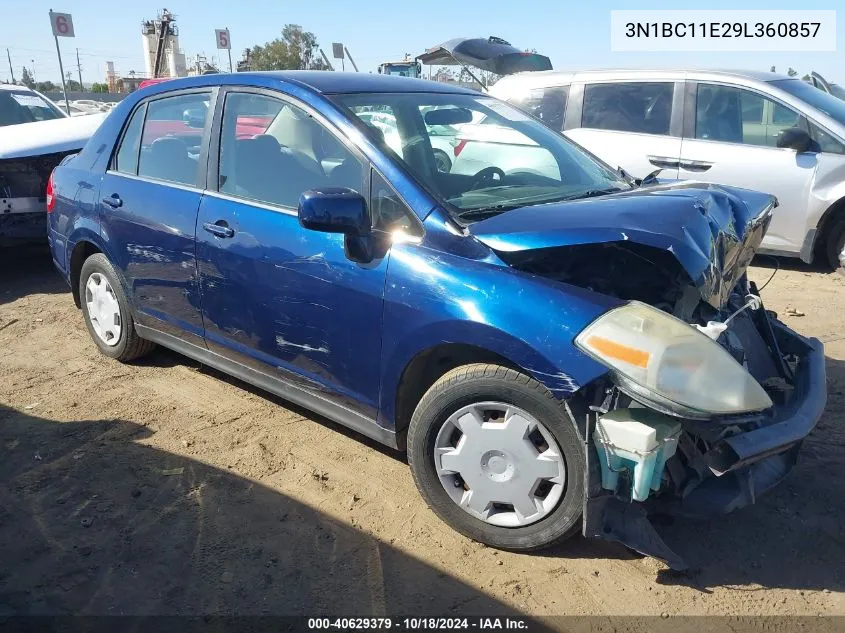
left=407, top=364, right=584, bottom=551
left=824, top=216, right=845, bottom=272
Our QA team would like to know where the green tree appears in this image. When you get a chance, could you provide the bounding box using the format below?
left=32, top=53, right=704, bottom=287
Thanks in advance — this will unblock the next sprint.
left=65, top=79, right=82, bottom=91
left=802, top=74, right=811, bottom=82
left=35, top=80, right=57, bottom=92
left=21, top=66, right=35, bottom=88
left=248, top=24, right=329, bottom=71
left=91, top=82, right=109, bottom=93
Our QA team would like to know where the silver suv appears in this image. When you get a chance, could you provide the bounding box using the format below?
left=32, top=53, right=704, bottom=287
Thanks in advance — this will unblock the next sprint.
left=488, top=69, right=845, bottom=270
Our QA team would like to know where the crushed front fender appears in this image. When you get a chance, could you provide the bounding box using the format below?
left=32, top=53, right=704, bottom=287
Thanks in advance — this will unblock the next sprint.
left=582, top=318, right=827, bottom=570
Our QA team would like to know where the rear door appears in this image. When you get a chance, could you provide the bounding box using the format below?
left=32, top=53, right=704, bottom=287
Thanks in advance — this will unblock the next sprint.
left=678, top=82, right=817, bottom=255
left=98, top=89, right=214, bottom=346
left=564, top=80, right=681, bottom=178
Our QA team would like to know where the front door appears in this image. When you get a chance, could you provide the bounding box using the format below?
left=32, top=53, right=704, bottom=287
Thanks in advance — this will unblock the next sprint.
left=99, top=90, right=213, bottom=345
left=678, top=82, right=816, bottom=255
left=195, top=90, right=386, bottom=420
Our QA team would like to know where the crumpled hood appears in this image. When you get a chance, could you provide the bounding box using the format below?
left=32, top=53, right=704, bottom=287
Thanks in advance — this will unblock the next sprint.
left=469, top=182, right=776, bottom=309
left=0, top=113, right=106, bottom=160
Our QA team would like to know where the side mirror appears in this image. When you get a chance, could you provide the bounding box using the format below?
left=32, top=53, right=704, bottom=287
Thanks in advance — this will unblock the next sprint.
left=777, top=127, right=818, bottom=153
left=298, top=188, right=370, bottom=237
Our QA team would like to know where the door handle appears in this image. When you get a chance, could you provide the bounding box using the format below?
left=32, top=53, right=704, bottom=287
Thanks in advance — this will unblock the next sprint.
left=102, top=194, right=122, bottom=208
left=203, top=220, right=235, bottom=239
left=647, top=156, right=680, bottom=169
left=679, top=160, right=713, bottom=172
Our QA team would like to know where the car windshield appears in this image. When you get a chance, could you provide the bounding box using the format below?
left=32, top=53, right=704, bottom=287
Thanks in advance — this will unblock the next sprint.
left=332, top=92, right=631, bottom=221
left=0, top=89, right=65, bottom=127
left=771, top=79, right=845, bottom=126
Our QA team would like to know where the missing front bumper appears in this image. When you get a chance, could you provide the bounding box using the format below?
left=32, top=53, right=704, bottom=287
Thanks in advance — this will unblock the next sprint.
left=583, top=321, right=827, bottom=570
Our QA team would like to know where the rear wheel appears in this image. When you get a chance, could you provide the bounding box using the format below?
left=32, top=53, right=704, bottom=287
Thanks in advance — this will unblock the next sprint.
left=79, top=254, right=155, bottom=362
left=407, top=364, right=584, bottom=551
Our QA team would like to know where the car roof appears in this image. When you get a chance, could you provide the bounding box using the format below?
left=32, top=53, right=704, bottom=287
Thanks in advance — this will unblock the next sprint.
left=0, top=84, right=34, bottom=92
left=494, top=68, right=795, bottom=86
left=140, top=71, right=478, bottom=96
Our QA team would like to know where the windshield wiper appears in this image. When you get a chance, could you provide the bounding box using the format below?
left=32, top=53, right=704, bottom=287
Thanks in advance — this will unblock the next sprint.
left=561, top=187, right=626, bottom=201
left=455, top=203, right=525, bottom=220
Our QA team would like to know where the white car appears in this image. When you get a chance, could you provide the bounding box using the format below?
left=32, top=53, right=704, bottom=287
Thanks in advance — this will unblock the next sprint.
left=356, top=109, right=458, bottom=172
left=0, top=100, right=106, bottom=245
left=489, top=69, right=845, bottom=270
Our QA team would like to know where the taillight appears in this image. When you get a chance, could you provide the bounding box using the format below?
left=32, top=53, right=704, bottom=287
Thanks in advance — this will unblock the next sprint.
left=453, top=139, right=467, bottom=157
left=46, top=171, right=56, bottom=213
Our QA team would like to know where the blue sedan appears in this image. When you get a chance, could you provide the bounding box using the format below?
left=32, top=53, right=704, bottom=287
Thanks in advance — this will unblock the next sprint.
left=46, top=72, right=825, bottom=568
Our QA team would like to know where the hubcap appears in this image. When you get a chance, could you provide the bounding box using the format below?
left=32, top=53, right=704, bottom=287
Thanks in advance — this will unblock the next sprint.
left=434, top=402, right=565, bottom=527
left=85, top=272, right=122, bottom=346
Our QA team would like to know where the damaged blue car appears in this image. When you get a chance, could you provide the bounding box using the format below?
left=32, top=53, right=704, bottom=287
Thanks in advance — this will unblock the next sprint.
left=47, top=72, right=826, bottom=568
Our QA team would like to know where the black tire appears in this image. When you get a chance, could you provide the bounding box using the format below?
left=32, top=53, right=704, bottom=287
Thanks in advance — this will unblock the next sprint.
left=823, top=215, right=845, bottom=271
left=79, top=253, right=156, bottom=362
left=432, top=149, right=452, bottom=173
left=407, top=363, right=584, bottom=551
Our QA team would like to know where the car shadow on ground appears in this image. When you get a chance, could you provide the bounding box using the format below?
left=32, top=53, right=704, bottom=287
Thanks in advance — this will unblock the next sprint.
left=0, top=244, right=67, bottom=307
left=751, top=253, right=827, bottom=274
left=138, top=344, right=845, bottom=594
left=0, top=405, right=551, bottom=624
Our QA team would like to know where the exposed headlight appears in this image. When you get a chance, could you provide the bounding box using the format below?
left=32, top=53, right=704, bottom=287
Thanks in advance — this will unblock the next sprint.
left=575, top=302, right=772, bottom=419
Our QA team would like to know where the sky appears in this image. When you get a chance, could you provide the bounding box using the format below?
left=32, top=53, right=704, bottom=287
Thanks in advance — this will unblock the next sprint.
left=1, top=0, right=842, bottom=86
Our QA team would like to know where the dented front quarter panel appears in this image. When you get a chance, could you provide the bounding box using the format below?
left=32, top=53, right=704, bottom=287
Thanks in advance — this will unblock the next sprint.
left=469, top=182, right=777, bottom=309
left=378, top=212, right=621, bottom=427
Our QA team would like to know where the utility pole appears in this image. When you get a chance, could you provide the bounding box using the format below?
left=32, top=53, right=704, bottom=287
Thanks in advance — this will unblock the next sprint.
left=76, top=47, right=82, bottom=88
left=344, top=47, right=359, bottom=72
left=6, top=49, right=14, bottom=83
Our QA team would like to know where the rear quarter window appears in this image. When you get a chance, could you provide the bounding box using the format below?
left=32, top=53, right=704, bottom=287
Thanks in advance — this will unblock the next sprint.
left=582, top=82, right=673, bottom=135
left=517, top=86, right=568, bottom=132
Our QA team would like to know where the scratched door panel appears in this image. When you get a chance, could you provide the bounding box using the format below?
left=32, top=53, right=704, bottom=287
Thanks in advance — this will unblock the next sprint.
left=195, top=194, right=387, bottom=420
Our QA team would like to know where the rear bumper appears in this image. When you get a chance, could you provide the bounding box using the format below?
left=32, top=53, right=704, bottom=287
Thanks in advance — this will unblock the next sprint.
left=0, top=207, right=46, bottom=247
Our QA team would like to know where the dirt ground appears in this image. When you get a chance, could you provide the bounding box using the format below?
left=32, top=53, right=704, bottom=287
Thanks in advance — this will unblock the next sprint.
left=1, top=245, right=844, bottom=626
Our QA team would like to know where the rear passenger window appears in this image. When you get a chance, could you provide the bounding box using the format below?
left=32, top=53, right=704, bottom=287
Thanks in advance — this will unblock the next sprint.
left=113, top=104, right=146, bottom=175
left=218, top=92, right=363, bottom=208
left=582, top=82, right=673, bottom=135
left=517, top=86, right=568, bottom=132
left=137, top=93, right=210, bottom=186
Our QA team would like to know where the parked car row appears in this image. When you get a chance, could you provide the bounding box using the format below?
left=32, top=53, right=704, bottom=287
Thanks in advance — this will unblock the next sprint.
left=56, top=99, right=119, bottom=116
left=46, top=72, right=827, bottom=570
